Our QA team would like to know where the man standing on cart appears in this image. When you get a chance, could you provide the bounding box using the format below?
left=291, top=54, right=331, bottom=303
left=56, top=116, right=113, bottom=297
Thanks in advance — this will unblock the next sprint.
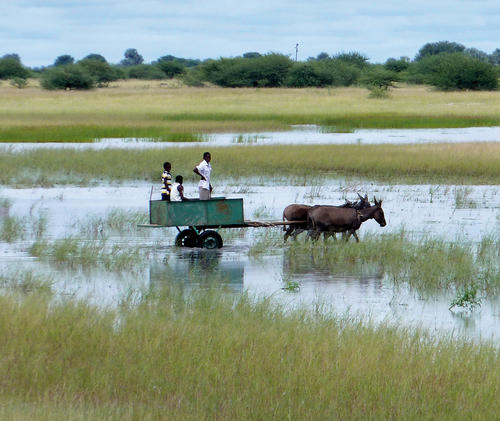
left=193, top=152, right=212, bottom=200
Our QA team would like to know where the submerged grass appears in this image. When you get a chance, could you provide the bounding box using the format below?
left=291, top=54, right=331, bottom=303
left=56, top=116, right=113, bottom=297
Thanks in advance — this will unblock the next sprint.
left=0, top=142, right=499, bottom=186
left=29, top=238, right=145, bottom=272
left=284, top=231, right=500, bottom=295
left=0, top=287, right=498, bottom=420
left=3, top=84, right=500, bottom=140
left=74, top=208, right=149, bottom=239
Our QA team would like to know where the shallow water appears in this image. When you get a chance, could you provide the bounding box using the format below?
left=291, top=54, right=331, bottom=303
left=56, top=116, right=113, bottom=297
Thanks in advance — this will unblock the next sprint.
left=1, top=180, right=499, bottom=343
left=1, top=125, right=500, bottom=151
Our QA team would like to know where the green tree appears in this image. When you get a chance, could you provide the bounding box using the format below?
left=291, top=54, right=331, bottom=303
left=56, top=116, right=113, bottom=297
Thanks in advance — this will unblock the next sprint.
left=316, top=52, right=330, bottom=61
left=2, top=53, right=21, bottom=62
left=78, top=59, right=119, bottom=86
left=82, top=53, right=107, bottom=62
left=156, top=59, right=185, bottom=78
left=54, top=55, right=75, bottom=66
left=121, top=48, right=144, bottom=66
left=332, top=51, right=369, bottom=69
left=242, top=52, right=261, bottom=59
left=41, top=65, right=94, bottom=90
left=489, top=48, right=500, bottom=65
left=384, top=57, right=410, bottom=72
left=155, top=55, right=200, bottom=68
left=360, top=66, right=398, bottom=90
left=464, top=48, right=490, bottom=62
left=415, top=53, right=498, bottom=90
left=127, top=64, right=166, bottom=79
left=286, top=62, right=325, bottom=87
left=0, top=58, right=31, bottom=79
left=200, top=54, right=293, bottom=87
left=415, top=41, right=465, bottom=61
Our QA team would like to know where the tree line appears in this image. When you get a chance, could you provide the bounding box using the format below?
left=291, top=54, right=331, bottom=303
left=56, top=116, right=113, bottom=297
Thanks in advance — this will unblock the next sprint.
left=1, top=41, right=499, bottom=91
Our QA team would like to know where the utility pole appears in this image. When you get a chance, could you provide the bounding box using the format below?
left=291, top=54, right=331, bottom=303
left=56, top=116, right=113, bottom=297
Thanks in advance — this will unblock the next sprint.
left=295, top=43, right=299, bottom=62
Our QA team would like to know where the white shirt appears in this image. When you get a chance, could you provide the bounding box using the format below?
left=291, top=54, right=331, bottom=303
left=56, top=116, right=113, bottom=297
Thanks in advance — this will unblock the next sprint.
left=170, top=182, right=182, bottom=201
left=196, top=159, right=211, bottom=190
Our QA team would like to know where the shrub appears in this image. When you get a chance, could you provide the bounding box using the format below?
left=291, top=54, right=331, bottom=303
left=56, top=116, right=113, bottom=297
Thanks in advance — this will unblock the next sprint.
left=384, top=58, right=410, bottom=72
left=9, top=77, right=28, bottom=89
left=200, top=54, right=293, bottom=87
left=78, top=59, right=119, bottom=86
left=286, top=60, right=361, bottom=87
left=286, top=62, right=326, bottom=87
left=156, top=60, right=185, bottom=78
left=53, top=55, right=75, bottom=66
left=332, top=51, right=369, bottom=69
left=40, top=65, right=94, bottom=90
left=182, top=67, right=206, bottom=87
left=414, top=53, right=498, bottom=90
left=127, top=64, right=166, bottom=80
left=360, top=66, right=398, bottom=90
left=0, top=58, right=31, bottom=79
left=415, top=41, right=465, bottom=61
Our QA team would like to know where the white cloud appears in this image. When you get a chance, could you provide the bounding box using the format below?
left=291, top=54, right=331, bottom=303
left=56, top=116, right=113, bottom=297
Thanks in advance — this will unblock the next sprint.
left=1, top=0, right=499, bottom=66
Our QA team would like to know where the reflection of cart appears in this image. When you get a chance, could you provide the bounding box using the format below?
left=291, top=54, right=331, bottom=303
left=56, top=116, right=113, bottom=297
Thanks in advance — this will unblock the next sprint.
left=139, top=197, right=301, bottom=249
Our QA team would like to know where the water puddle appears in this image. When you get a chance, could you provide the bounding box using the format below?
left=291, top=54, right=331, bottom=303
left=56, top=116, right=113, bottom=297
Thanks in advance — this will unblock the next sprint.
left=1, top=125, right=499, bottom=151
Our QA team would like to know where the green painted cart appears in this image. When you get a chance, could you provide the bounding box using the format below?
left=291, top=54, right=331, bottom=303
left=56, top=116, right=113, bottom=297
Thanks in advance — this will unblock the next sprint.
left=139, top=197, right=299, bottom=249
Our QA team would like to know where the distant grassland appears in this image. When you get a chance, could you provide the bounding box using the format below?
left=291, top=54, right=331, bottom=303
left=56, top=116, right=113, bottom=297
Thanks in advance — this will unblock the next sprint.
left=0, top=143, right=498, bottom=186
left=2, top=81, right=500, bottom=140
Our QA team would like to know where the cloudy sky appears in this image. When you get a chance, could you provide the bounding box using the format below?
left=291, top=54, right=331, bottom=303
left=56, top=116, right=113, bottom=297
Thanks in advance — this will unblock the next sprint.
left=2, top=0, right=500, bottom=67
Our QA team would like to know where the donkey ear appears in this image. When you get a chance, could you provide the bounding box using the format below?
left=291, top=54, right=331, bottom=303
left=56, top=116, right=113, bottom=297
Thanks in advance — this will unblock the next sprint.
left=357, top=192, right=363, bottom=200
left=364, top=194, right=368, bottom=201
left=374, top=197, right=379, bottom=206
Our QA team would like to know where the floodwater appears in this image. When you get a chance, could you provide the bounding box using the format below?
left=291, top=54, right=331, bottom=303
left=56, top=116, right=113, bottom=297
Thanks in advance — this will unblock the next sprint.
left=1, top=180, right=499, bottom=344
left=1, top=125, right=500, bottom=151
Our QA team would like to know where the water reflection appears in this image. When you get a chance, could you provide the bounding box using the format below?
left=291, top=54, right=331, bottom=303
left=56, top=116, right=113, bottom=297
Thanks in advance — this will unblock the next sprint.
left=149, top=249, right=244, bottom=293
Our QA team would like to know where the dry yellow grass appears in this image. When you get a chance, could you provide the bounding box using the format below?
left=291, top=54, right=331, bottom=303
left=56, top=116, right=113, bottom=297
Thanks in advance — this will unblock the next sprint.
left=1, top=80, right=500, bottom=134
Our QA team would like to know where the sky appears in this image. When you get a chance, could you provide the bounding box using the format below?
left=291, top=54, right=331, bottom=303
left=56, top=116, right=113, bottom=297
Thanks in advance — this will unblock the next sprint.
left=2, top=0, right=500, bottom=67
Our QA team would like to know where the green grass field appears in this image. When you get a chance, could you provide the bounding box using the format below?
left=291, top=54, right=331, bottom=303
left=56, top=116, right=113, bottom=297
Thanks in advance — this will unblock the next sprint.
left=0, top=287, right=498, bottom=420
left=2, top=81, right=500, bottom=140
left=1, top=142, right=498, bottom=186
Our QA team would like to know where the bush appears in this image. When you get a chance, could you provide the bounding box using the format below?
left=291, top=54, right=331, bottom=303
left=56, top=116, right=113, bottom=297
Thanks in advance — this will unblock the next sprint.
left=156, top=60, right=185, bottom=78
left=9, top=77, right=28, bottom=89
left=286, top=63, right=326, bottom=87
left=384, top=58, right=410, bottom=72
left=360, top=66, right=398, bottom=90
left=332, top=51, right=369, bottom=69
left=0, top=58, right=31, bottom=79
left=200, top=54, right=293, bottom=87
left=182, top=67, right=206, bottom=87
left=78, top=59, right=120, bottom=86
left=286, top=60, right=361, bottom=87
left=41, top=65, right=94, bottom=90
left=414, top=53, right=498, bottom=90
left=53, top=55, right=75, bottom=66
left=127, top=64, right=166, bottom=80
left=415, top=41, right=465, bottom=61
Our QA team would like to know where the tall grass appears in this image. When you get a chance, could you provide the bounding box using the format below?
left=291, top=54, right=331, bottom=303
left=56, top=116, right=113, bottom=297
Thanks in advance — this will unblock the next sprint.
left=285, top=231, right=500, bottom=295
left=0, top=142, right=499, bottom=186
left=0, top=287, right=498, bottom=420
left=74, top=209, right=149, bottom=238
left=2, top=84, right=500, bottom=140
left=29, top=238, right=145, bottom=272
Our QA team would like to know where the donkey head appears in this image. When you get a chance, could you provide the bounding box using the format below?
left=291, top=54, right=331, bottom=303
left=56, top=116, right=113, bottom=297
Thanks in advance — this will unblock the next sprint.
left=372, top=197, right=387, bottom=227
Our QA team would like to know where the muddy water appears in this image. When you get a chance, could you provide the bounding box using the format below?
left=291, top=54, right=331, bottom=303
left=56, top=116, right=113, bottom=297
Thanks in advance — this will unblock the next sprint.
left=1, top=180, right=499, bottom=343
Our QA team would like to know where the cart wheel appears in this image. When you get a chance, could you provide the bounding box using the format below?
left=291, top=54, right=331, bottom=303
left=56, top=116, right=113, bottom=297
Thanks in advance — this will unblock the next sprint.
left=175, top=229, right=200, bottom=248
left=199, top=230, right=223, bottom=249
